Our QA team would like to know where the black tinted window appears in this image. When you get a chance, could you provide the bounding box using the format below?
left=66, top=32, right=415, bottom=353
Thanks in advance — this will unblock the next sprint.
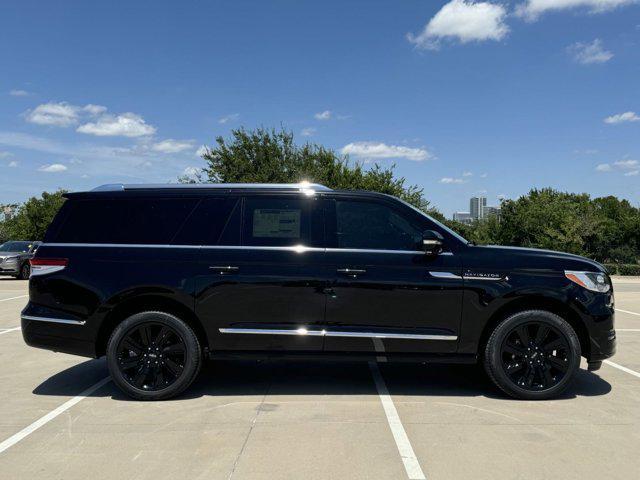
left=242, top=197, right=314, bottom=247
left=173, top=197, right=239, bottom=245
left=334, top=200, right=423, bottom=251
left=55, top=198, right=199, bottom=244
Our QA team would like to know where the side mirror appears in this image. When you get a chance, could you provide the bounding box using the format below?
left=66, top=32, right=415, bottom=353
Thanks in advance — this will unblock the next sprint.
left=422, top=230, right=444, bottom=255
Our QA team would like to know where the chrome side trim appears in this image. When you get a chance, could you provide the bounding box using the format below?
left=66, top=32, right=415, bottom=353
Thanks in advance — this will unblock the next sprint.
left=429, top=271, right=462, bottom=279
left=21, top=315, right=86, bottom=326
left=463, top=275, right=504, bottom=281
left=219, top=328, right=325, bottom=336
left=219, top=327, right=457, bottom=341
left=40, top=243, right=453, bottom=256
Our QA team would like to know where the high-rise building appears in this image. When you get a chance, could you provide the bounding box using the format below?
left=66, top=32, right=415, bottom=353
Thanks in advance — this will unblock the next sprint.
left=453, top=211, right=473, bottom=224
left=470, top=196, right=487, bottom=220
left=484, top=206, right=501, bottom=218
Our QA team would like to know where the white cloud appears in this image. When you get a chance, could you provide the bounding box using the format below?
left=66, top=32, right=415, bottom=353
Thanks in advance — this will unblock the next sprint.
left=314, top=110, right=332, bottom=120
left=516, top=0, right=638, bottom=21
left=8, top=160, right=18, bottom=167
left=341, top=141, right=431, bottom=161
left=604, top=111, right=640, bottom=124
left=301, top=127, right=317, bottom=137
left=439, top=177, right=467, bottom=184
left=0, top=151, right=13, bottom=159
left=77, top=113, right=156, bottom=137
left=462, top=171, right=473, bottom=177
left=195, top=145, right=208, bottom=157
left=568, top=39, right=613, bottom=64
left=151, top=139, right=194, bottom=153
left=25, top=102, right=108, bottom=127
left=480, top=172, right=488, bottom=178
left=10, top=89, right=30, bottom=97
left=596, top=159, right=639, bottom=173
left=218, top=113, right=239, bottom=124
left=38, top=163, right=67, bottom=173
left=407, top=0, right=509, bottom=50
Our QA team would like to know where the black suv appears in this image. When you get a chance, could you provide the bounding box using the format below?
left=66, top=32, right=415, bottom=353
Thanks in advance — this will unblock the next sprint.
left=22, top=183, right=616, bottom=400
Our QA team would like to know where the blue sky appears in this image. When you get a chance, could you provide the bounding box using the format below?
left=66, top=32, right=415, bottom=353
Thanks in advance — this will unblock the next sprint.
left=1, top=0, right=639, bottom=216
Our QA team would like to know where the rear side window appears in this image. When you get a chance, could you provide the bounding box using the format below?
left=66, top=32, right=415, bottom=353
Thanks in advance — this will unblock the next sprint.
left=54, top=197, right=199, bottom=244
left=242, top=196, right=321, bottom=247
left=172, top=197, right=240, bottom=245
left=332, top=199, right=423, bottom=251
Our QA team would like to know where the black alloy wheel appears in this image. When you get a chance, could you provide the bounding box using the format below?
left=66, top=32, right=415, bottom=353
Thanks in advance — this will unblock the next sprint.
left=116, top=322, right=187, bottom=391
left=500, top=322, right=570, bottom=391
left=107, top=311, right=202, bottom=400
left=484, top=310, right=581, bottom=400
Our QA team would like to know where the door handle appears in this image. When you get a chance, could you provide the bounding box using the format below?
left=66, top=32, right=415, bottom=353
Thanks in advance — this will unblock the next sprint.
left=209, top=266, right=239, bottom=274
left=337, top=268, right=366, bottom=277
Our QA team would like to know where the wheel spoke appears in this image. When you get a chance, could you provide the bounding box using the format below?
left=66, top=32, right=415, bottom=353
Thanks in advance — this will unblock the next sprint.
left=164, top=357, right=183, bottom=377
left=122, top=337, right=144, bottom=354
left=163, top=343, right=185, bottom=356
left=138, top=325, right=152, bottom=346
left=119, top=356, right=140, bottom=370
left=515, top=326, right=530, bottom=346
left=534, top=325, right=550, bottom=345
left=154, top=326, right=171, bottom=346
left=154, top=368, right=165, bottom=389
left=133, top=366, right=148, bottom=388
left=503, top=343, right=526, bottom=356
left=542, top=367, right=555, bottom=387
left=505, top=362, right=525, bottom=374
left=542, top=337, right=565, bottom=352
left=524, top=367, right=535, bottom=388
left=547, top=355, right=569, bottom=372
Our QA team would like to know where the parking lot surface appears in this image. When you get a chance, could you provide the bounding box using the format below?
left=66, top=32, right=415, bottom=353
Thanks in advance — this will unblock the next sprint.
left=1, top=277, right=639, bottom=479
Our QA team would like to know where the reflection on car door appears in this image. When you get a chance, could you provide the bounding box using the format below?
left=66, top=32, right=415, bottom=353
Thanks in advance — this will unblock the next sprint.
left=195, top=195, right=329, bottom=352
left=323, top=196, right=463, bottom=354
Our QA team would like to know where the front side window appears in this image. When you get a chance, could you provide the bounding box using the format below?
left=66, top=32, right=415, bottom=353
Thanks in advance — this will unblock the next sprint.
left=334, top=199, right=423, bottom=251
left=242, top=196, right=317, bottom=247
left=0, top=241, right=31, bottom=252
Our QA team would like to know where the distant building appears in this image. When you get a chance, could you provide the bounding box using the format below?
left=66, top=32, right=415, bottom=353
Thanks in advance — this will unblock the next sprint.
left=470, top=196, right=487, bottom=220
left=1, top=206, right=16, bottom=222
left=453, top=211, right=473, bottom=225
left=451, top=196, right=501, bottom=223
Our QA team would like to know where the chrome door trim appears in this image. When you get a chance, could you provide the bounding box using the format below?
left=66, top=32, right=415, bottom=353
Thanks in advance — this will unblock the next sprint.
left=219, top=327, right=457, bottom=341
left=21, top=315, right=86, bottom=326
left=429, top=271, right=463, bottom=279
left=463, top=275, right=504, bottom=281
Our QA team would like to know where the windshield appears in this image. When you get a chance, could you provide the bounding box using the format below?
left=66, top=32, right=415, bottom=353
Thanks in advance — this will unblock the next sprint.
left=0, top=241, right=32, bottom=253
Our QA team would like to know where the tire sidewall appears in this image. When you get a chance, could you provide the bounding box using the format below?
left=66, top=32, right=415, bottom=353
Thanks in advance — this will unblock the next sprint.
left=107, top=311, right=201, bottom=400
left=486, top=310, right=581, bottom=400
left=19, top=263, right=30, bottom=280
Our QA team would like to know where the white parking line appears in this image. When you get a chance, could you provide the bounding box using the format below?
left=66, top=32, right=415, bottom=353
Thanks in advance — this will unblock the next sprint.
left=616, top=329, right=640, bottom=332
left=0, top=295, right=28, bottom=303
left=0, top=327, right=21, bottom=335
left=0, top=377, right=111, bottom=454
left=369, top=361, right=426, bottom=480
left=604, top=360, right=640, bottom=379
left=616, top=308, right=640, bottom=317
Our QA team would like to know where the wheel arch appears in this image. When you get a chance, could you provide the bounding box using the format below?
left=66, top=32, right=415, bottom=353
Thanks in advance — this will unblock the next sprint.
left=478, top=295, right=590, bottom=360
left=95, top=295, right=208, bottom=357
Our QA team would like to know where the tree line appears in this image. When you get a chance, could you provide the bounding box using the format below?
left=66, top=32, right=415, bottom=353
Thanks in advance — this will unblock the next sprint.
left=2, top=127, right=639, bottom=274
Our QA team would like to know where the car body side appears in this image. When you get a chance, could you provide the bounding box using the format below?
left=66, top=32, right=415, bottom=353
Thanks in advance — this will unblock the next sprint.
left=21, top=189, right=616, bottom=366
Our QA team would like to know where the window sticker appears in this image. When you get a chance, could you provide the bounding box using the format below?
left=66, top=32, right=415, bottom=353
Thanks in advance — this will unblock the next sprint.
left=252, top=209, right=301, bottom=238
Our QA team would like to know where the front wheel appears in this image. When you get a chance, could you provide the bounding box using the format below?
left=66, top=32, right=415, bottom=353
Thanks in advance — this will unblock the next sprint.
left=484, top=310, right=581, bottom=400
left=107, top=311, right=202, bottom=400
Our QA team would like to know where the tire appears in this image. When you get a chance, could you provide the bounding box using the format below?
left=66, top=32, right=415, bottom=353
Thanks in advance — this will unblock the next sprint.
left=484, top=310, right=581, bottom=400
left=107, top=311, right=202, bottom=400
left=17, top=263, right=30, bottom=280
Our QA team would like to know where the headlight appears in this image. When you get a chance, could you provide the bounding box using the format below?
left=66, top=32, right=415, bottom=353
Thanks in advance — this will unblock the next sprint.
left=3, top=256, right=18, bottom=263
left=565, top=270, right=611, bottom=293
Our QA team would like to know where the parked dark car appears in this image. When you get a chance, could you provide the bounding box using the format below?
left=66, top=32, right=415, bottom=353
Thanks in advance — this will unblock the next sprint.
left=0, top=241, right=41, bottom=279
left=21, top=183, right=616, bottom=400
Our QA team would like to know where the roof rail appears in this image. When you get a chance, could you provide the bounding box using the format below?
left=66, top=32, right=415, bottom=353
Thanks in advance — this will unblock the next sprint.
left=91, top=182, right=332, bottom=192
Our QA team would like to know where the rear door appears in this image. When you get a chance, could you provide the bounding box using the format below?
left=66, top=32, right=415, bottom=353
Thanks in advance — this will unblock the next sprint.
left=195, top=193, right=328, bottom=352
left=323, top=195, right=464, bottom=354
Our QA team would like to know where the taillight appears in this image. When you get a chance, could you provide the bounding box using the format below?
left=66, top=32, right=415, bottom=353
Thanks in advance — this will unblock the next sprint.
left=30, top=258, right=68, bottom=277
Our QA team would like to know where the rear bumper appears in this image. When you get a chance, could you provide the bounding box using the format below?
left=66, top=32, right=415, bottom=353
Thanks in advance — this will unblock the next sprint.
left=21, top=305, right=97, bottom=358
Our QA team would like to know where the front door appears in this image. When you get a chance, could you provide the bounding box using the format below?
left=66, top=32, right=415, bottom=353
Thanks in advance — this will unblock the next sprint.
left=195, top=194, right=328, bottom=352
left=322, top=196, right=464, bottom=355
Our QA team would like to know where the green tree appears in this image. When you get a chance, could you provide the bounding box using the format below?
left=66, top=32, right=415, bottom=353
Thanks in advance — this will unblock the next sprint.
left=186, top=126, right=435, bottom=213
left=0, top=190, right=67, bottom=241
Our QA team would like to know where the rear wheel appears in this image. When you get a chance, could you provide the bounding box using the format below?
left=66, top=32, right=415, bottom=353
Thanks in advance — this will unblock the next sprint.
left=107, top=311, right=202, bottom=400
left=17, top=263, right=30, bottom=280
left=484, top=310, right=581, bottom=400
